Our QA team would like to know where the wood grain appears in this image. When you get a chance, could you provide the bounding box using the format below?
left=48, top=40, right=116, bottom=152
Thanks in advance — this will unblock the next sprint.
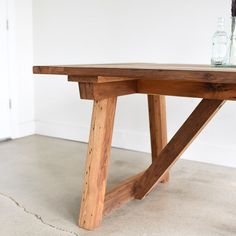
left=79, top=79, right=236, bottom=100
left=69, top=75, right=137, bottom=83
left=34, top=63, right=236, bottom=84
left=79, top=97, right=117, bottom=230
left=79, top=83, right=94, bottom=99
left=138, top=79, right=236, bottom=100
left=79, top=80, right=137, bottom=100
left=148, top=95, right=169, bottom=183
left=103, top=172, right=144, bottom=215
left=135, top=99, right=225, bottom=199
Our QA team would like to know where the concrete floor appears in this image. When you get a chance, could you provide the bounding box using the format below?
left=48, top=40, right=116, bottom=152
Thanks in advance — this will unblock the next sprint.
left=0, top=135, right=235, bottom=236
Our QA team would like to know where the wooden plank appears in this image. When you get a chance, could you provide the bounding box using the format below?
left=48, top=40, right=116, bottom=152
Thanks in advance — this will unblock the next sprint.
left=138, top=79, right=236, bottom=100
left=79, top=97, right=117, bottom=230
left=135, top=99, right=225, bottom=200
left=148, top=95, right=169, bottom=183
left=34, top=63, right=236, bottom=73
left=79, top=78, right=236, bottom=101
left=69, top=75, right=136, bottom=83
left=79, top=83, right=94, bottom=99
left=33, top=63, right=236, bottom=84
left=103, top=172, right=144, bottom=215
left=69, top=76, right=98, bottom=83
left=78, top=78, right=236, bottom=101
left=79, top=80, right=137, bottom=100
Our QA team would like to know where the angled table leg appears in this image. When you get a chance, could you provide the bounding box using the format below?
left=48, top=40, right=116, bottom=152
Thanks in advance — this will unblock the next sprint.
left=79, top=97, right=117, bottom=230
left=135, top=99, right=225, bottom=199
left=148, top=95, right=169, bottom=183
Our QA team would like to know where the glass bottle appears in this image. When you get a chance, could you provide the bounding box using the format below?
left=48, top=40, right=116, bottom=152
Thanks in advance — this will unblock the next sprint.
left=228, top=17, right=236, bottom=66
left=211, top=17, right=228, bottom=66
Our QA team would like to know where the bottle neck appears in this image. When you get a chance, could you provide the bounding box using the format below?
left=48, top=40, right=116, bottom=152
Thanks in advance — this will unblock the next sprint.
left=217, top=17, right=225, bottom=32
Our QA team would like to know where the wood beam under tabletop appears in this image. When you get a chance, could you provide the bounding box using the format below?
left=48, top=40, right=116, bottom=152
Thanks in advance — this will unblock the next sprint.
left=69, top=75, right=137, bottom=83
left=137, top=79, right=236, bottom=100
left=78, top=80, right=137, bottom=100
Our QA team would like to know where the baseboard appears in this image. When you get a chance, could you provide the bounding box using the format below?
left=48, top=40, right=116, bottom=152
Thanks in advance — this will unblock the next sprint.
left=35, top=120, right=236, bottom=168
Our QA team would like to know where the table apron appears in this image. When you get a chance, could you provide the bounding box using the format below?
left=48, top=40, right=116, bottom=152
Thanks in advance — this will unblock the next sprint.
left=78, top=79, right=236, bottom=100
left=137, top=79, right=236, bottom=100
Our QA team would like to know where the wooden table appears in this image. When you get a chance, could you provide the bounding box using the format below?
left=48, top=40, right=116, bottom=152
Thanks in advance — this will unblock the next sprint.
left=33, top=63, right=236, bottom=230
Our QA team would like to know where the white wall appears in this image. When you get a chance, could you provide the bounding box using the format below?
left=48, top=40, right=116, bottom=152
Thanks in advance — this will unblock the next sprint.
left=8, top=0, right=34, bottom=138
left=33, top=0, right=236, bottom=168
left=0, top=0, right=11, bottom=139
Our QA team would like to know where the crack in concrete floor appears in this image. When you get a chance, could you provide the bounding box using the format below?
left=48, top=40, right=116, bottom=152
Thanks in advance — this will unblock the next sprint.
left=0, top=192, right=79, bottom=236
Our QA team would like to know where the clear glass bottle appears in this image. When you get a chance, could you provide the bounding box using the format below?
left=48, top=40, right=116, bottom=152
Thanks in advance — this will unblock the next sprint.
left=211, top=17, right=228, bottom=66
left=228, top=17, right=236, bottom=66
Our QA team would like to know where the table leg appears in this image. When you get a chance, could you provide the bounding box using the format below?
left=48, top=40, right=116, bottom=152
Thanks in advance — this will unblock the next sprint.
left=148, top=95, right=169, bottom=183
left=136, top=99, right=225, bottom=199
left=79, top=97, right=117, bottom=230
